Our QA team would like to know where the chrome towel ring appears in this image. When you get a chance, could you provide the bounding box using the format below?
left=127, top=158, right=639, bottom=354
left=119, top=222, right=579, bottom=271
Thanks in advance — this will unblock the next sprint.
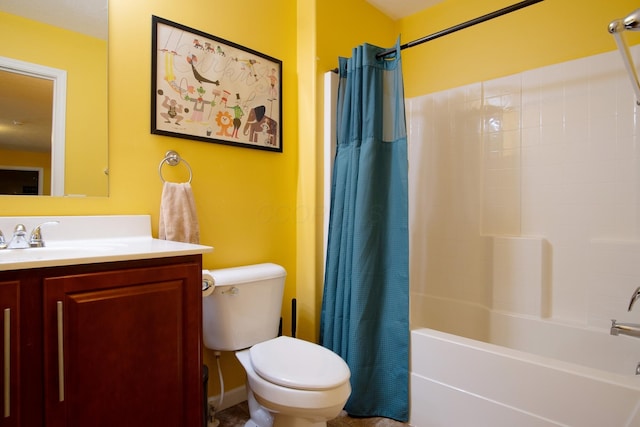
left=158, top=150, right=193, bottom=183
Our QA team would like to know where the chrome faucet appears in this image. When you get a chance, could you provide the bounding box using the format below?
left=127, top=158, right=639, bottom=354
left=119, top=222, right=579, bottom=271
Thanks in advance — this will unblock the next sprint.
left=610, top=319, right=640, bottom=338
left=0, top=229, right=5, bottom=249
left=28, top=221, right=59, bottom=247
left=5, top=221, right=59, bottom=249
left=611, top=286, right=640, bottom=338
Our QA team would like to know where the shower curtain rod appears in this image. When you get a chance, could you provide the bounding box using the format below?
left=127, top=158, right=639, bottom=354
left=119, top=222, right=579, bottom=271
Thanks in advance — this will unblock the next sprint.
left=332, top=0, right=544, bottom=72
left=376, top=0, right=544, bottom=58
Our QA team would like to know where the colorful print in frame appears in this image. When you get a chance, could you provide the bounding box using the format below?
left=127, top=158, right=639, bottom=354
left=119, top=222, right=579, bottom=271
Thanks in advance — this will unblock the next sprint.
left=151, top=16, right=283, bottom=152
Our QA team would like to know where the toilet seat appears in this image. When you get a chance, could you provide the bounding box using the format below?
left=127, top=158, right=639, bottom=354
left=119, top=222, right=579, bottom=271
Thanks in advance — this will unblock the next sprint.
left=249, top=336, right=350, bottom=390
left=236, top=348, right=351, bottom=412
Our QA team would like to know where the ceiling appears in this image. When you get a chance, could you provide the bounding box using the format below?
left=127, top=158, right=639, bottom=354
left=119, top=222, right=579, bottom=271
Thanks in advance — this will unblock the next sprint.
left=1, top=0, right=435, bottom=40
left=366, top=0, right=443, bottom=20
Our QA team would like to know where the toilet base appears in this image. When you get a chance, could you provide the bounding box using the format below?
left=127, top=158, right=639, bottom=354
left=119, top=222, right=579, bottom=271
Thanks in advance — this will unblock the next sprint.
left=244, top=388, right=334, bottom=427
left=271, top=414, right=327, bottom=427
left=245, top=389, right=274, bottom=427
left=244, top=417, right=326, bottom=427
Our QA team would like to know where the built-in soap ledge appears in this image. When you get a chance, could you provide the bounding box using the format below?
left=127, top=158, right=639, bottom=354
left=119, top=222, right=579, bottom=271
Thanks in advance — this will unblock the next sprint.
left=491, top=236, right=551, bottom=318
left=0, top=215, right=212, bottom=270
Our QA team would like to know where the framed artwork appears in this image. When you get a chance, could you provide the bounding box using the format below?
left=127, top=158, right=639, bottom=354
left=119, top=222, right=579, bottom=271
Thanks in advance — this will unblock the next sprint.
left=151, top=16, right=283, bottom=152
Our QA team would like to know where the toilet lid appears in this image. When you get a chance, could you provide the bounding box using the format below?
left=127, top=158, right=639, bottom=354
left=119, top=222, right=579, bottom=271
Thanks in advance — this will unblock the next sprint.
left=249, top=336, right=350, bottom=390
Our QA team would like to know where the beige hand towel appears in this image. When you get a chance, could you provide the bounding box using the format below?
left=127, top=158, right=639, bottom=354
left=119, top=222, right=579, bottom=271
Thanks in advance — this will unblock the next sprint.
left=159, top=182, right=200, bottom=244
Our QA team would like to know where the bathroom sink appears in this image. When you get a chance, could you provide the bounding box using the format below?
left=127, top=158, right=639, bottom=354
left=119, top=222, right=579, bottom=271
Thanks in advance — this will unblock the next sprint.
left=46, top=240, right=130, bottom=252
left=0, top=240, right=127, bottom=263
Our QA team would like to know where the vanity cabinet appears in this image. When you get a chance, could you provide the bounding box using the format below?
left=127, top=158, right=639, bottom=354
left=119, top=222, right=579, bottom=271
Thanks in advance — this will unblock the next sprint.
left=0, top=255, right=203, bottom=427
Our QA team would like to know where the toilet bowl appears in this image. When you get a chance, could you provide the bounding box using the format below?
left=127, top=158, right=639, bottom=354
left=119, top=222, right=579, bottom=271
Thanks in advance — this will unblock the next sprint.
left=201, top=264, right=351, bottom=427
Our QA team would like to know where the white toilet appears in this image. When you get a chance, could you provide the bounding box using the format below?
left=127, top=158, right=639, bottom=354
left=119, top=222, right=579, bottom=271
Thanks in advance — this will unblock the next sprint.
left=202, top=263, right=351, bottom=427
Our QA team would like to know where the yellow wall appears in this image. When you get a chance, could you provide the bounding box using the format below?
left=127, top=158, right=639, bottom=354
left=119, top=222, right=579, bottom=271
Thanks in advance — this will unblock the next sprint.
left=2, top=0, right=298, bottom=396
left=399, top=0, right=640, bottom=97
left=110, top=0, right=299, bottom=395
left=296, top=0, right=318, bottom=343
left=0, top=12, right=108, bottom=196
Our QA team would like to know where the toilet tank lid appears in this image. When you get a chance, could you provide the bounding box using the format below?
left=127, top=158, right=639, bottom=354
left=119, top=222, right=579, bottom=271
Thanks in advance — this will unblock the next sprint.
left=208, top=263, right=286, bottom=286
left=249, top=336, right=351, bottom=390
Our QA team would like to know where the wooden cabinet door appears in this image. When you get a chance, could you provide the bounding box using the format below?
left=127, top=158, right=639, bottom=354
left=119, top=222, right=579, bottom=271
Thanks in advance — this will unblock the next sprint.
left=0, top=280, right=19, bottom=427
left=43, top=262, right=203, bottom=427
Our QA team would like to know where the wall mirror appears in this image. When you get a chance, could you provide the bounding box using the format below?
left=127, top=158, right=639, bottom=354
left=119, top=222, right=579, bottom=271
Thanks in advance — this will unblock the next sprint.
left=0, top=0, right=108, bottom=197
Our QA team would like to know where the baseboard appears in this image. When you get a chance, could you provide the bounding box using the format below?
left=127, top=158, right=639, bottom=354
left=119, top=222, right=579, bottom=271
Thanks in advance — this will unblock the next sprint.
left=208, top=385, right=246, bottom=412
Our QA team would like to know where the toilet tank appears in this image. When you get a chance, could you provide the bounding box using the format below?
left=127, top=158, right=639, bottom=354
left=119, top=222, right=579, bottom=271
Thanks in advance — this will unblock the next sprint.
left=202, top=263, right=286, bottom=351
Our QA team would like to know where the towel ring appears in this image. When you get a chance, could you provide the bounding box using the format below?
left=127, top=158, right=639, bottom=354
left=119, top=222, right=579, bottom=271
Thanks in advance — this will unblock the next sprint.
left=159, top=150, right=193, bottom=183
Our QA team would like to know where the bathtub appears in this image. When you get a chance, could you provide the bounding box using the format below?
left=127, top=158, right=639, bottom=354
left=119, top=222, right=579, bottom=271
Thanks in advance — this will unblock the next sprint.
left=410, top=297, right=640, bottom=427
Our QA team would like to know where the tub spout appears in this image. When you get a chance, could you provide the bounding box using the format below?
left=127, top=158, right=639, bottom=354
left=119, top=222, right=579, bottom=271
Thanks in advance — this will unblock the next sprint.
left=610, top=319, right=640, bottom=338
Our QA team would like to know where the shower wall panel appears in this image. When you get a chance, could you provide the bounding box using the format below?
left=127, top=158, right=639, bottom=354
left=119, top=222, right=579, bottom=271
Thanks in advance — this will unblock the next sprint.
left=408, top=45, right=640, bottom=327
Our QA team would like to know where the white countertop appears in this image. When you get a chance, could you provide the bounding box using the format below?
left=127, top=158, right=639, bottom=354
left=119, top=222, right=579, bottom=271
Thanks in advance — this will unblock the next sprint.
left=0, top=215, right=212, bottom=271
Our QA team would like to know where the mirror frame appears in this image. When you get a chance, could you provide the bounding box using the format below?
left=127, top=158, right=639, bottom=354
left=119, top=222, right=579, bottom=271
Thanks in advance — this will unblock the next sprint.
left=0, top=55, right=67, bottom=195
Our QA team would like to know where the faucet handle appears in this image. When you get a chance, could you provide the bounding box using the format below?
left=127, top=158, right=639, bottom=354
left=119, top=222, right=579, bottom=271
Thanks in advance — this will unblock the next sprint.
left=29, top=221, right=59, bottom=248
left=628, top=286, right=640, bottom=311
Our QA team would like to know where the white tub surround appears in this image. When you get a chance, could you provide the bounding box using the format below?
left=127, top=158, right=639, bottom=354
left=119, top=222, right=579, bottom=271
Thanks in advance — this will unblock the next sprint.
left=407, top=43, right=640, bottom=426
left=0, top=215, right=212, bottom=270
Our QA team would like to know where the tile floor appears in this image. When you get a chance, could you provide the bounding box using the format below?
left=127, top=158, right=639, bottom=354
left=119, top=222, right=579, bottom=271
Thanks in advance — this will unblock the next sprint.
left=214, top=401, right=409, bottom=427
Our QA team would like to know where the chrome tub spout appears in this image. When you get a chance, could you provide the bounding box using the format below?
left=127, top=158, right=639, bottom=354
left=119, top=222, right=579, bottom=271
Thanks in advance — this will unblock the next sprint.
left=610, top=319, right=640, bottom=338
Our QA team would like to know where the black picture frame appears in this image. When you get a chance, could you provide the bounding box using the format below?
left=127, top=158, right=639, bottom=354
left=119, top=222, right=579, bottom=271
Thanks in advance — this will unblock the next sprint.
left=151, top=16, right=283, bottom=152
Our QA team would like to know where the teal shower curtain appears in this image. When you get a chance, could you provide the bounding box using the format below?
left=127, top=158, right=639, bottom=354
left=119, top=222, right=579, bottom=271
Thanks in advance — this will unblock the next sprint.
left=320, top=39, right=409, bottom=421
